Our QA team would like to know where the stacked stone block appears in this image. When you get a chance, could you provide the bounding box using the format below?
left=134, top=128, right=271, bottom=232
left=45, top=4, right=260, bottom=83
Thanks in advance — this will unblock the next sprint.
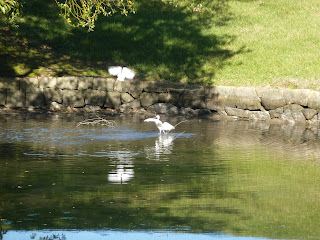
left=1, top=77, right=320, bottom=125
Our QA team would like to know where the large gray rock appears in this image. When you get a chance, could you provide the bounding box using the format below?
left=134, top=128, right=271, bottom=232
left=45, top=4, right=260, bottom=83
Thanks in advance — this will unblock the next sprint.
left=121, top=93, right=135, bottom=104
left=92, top=77, right=115, bottom=91
left=281, top=104, right=306, bottom=124
left=6, top=89, right=25, bottom=108
left=40, top=76, right=79, bottom=90
left=269, top=107, right=284, bottom=118
left=39, top=77, right=58, bottom=89
left=105, top=92, right=121, bottom=108
left=143, top=81, right=186, bottom=93
left=147, top=103, right=179, bottom=115
left=140, top=92, right=159, bottom=108
left=225, top=107, right=248, bottom=118
left=130, top=99, right=141, bottom=109
left=20, top=78, right=39, bottom=90
left=307, top=114, right=318, bottom=126
left=43, top=88, right=63, bottom=104
left=248, top=111, right=271, bottom=120
left=78, top=77, right=93, bottom=90
left=83, top=105, right=102, bottom=112
left=179, top=88, right=206, bottom=109
left=114, top=80, right=131, bottom=92
left=206, top=86, right=234, bottom=111
left=62, top=89, right=85, bottom=107
left=206, top=86, right=261, bottom=111
left=302, top=108, right=318, bottom=120
left=233, top=87, right=262, bottom=110
left=119, top=103, right=132, bottom=113
left=179, top=107, right=197, bottom=116
left=85, top=90, right=106, bottom=106
left=195, top=108, right=212, bottom=116
left=56, top=77, right=79, bottom=90
left=283, top=89, right=310, bottom=106
left=26, top=88, right=46, bottom=107
left=307, top=91, right=320, bottom=110
left=158, top=89, right=183, bottom=106
left=256, top=88, right=286, bottom=110
left=0, top=77, right=20, bottom=90
left=225, top=107, right=270, bottom=120
left=129, top=81, right=144, bottom=98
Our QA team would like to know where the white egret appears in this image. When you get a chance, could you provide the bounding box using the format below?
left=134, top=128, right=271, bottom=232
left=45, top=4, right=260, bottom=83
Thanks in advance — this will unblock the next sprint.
left=144, top=115, right=175, bottom=134
left=108, top=66, right=135, bottom=81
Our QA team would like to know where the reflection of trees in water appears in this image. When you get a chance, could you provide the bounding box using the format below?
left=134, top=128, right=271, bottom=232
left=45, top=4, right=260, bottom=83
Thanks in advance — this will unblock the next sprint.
left=108, top=151, right=134, bottom=184
left=145, top=135, right=175, bottom=161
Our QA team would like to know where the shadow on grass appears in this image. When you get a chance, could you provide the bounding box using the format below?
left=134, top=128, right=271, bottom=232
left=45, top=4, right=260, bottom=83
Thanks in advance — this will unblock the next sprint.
left=1, top=0, right=244, bottom=84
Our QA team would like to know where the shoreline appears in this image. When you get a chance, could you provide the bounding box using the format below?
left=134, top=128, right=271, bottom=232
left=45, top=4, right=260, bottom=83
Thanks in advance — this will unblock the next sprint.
left=0, top=76, right=319, bottom=127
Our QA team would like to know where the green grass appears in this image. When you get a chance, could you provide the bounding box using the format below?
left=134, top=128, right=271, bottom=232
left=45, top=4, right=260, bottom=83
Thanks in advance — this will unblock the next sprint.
left=1, top=0, right=320, bottom=88
left=213, top=0, right=320, bottom=88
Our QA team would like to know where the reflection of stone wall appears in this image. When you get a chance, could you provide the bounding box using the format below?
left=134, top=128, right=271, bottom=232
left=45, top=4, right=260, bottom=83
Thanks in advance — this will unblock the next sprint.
left=211, top=120, right=320, bottom=161
left=1, top=77, right=320, bottom=125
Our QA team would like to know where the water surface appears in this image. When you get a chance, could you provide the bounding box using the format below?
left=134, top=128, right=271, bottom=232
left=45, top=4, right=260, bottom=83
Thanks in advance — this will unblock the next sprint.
left=0, top=113, right=320, bottom=240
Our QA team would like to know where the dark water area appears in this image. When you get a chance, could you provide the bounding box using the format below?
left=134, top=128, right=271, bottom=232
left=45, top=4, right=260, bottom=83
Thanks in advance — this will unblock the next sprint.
left=1, top=113, right=320, bottom=240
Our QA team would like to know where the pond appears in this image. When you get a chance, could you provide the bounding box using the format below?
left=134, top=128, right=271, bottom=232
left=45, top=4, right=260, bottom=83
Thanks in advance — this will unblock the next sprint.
left=0, top=113, right=320, bottom=240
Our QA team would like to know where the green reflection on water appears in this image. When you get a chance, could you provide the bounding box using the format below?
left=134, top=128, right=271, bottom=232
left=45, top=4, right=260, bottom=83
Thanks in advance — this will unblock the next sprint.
left=0, top=114, right=320, bottom=239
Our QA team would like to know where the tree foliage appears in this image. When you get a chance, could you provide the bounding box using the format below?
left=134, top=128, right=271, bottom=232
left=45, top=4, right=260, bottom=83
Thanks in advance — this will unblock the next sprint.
left=54, top=0, right=210, bottom=32
left=56, top=0, right=227, bottom=31
left=1, top=0, right=214, bottom=31
left=0, top=0, right=22, bottom=23
left=55, top=0, right=135, bottom=31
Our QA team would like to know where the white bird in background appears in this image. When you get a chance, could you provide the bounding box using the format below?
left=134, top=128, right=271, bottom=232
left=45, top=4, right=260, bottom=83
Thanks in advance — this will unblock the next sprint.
left=108, top=66, right=135, bottom=81
left=144, top=115, right=175, bottom=134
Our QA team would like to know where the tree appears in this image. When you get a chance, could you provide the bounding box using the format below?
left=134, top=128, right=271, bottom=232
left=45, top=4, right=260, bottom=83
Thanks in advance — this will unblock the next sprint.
left=54, top=0, right=212, bottom=31
left=54, top=0, right=135, bottom=31
left=0, top=0, right=21, bottom=23
left=1, top=0, right=209, bottom=31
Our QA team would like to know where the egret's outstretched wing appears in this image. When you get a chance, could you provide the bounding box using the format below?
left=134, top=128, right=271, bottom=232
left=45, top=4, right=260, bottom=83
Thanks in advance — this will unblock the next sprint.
left=144, top=118, right=157, bottom=122
left=108, top=66, right=122, bottom=76
left=122, top=67, right=135, bottom=80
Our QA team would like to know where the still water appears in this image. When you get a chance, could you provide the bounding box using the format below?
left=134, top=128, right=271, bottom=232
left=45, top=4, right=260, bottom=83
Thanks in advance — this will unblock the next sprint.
left=0, top=113, right=320, bottom=240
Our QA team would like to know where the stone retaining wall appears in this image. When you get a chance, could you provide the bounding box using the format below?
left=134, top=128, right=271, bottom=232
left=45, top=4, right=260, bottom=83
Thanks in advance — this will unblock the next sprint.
left=1, top=76, right=320, bottom=125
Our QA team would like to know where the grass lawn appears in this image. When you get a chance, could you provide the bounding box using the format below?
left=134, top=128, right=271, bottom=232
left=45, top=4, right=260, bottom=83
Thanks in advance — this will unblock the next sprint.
left=214, top=0, right=320, bottom=89
left=1, top=0, right=320, bottom=89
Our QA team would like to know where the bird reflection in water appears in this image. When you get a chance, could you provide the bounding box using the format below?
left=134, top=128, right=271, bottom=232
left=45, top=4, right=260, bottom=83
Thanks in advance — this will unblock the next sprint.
left=108, top=151, right=134, bottom=184
left=145, top=134, right=175, bottom=161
